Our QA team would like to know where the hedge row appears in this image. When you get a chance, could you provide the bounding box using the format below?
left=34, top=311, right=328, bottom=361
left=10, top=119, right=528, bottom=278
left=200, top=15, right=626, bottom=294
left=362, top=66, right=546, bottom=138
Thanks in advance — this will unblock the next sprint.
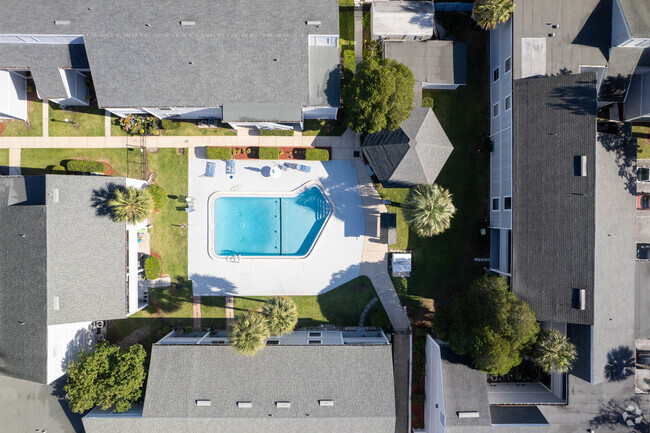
left=206, top=147, right=233, bottom=160
left=305, top=148, right=329, bottom=161
left=148, top=184, right=168, bottom=210
left=259, top=147, right=280, bottom=160
left=144, top=256, right=161, bottom=280
left=344, top=50, right=356, bottom=74
left=259, top=129, right=294, bottom=136
left=66, top=160, right=106, bottom=173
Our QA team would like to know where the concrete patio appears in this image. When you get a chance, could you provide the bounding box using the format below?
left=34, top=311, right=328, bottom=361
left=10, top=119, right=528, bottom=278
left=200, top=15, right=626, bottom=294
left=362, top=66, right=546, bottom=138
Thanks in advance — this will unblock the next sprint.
left=187, top=158, right=365, bottom=296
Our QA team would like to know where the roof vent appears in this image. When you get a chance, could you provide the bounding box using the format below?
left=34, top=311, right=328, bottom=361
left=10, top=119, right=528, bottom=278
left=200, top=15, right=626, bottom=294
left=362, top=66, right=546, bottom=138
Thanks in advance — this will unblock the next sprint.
left=574, top=155, right=587, bottom=176
left=572, top=288, right=586, bottom=310
left=237, top=401, right=253, bottom=408
left=548, top=33, right=555, bottom=37
left=196, top=400, right=211, bottom=406
left=276, top=401, right=291, bottom=408
left=54, top=20, right=70, bottom=25
left=306, top=20, right=321, bottom=26
left=52, top=188, right=59, bottom=203
left=53, top=296, right=60, bottom=311
left=457, top=411, right=480, bottom=419
left=552, top=24, right=559, bottom=29
left=319, top=400, right=334, bottom=407
left=181, top=21, right=196, bottom=26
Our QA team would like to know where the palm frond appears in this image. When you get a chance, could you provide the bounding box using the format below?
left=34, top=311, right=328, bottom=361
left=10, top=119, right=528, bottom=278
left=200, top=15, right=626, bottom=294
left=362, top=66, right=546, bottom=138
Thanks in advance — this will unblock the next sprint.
left=262, top=297, right=298, bottom=336
left=403, top=184, right=456, bottom=237
left=108, top=187, right=154, bottom=224
left=229, top=310, right=270, bottom=356
left=472, top=0, right=515, bottom=30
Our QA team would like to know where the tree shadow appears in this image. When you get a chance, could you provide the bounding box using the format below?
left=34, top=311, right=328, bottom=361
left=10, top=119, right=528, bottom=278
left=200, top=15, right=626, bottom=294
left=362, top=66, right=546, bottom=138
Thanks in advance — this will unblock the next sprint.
left=189, top=273, right=238, bottom=296
left=598, top=125, right=637, bottom=195
left=590, top=395, right=647, bottom=432
left=91, top=183, right=122, bottom=218
left=604, top=345, right=635, bottom=382
left=60, top=327, right=94, bottom=372
left=547, top=76, right=597, bottom=116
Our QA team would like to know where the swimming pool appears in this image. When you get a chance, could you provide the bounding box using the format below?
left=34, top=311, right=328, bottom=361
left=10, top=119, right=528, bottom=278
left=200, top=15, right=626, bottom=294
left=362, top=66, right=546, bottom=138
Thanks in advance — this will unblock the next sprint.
left=212, top=185, right=333, bottom=257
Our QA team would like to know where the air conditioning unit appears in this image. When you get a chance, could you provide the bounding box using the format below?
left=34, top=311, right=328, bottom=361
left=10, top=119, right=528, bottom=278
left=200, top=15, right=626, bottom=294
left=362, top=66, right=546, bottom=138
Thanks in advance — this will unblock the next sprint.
left=95, top=320, right=105, bottom=329
left=97, top=334, right=105, bottom=342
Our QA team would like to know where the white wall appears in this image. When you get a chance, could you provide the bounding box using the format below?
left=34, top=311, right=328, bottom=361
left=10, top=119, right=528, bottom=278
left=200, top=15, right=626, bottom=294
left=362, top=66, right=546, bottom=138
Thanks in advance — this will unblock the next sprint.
left=612, top=0, right=632, bottom=47
left=424, top=336, right=446, bottom=433
left=624, top=71, right=650, bottom=121
left=302, top=106, right=338, bottom=120
left=108, top=107, right=222, bottom=120
left=51, top=69, right=89, bottom=107
left=0, top=70, right=27, bottom=120
left=47, top=321, right=95, bottom=384
left=422, top=83, right=461, bottom=90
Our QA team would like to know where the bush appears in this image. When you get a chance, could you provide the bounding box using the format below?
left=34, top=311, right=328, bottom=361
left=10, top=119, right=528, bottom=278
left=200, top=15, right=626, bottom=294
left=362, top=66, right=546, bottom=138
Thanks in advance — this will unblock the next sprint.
left=422, top=97, right=434, bottom=109
left=66, top=159, right=106, bottom=173
left=161, top=118, right=182, bottom=130
left=148, top=184, right=168, bottom=210
left=362, top=12, right=371, bottom=29
left=47, top=165, right=67, bottom=174
left=144, top=256, right=161, bottom=280
left=206, top=147, right=233, bottom=160
left=344, top=50, right=356, bottom=74
left=305, top=148, right=329, bottom=161
left=412, top=394, right=425, bottom=405
left=258, top=147, right=280, bottom=160
left=414, top=327, right=430, bottom=337
left=259, top=129, right=294, bottom=136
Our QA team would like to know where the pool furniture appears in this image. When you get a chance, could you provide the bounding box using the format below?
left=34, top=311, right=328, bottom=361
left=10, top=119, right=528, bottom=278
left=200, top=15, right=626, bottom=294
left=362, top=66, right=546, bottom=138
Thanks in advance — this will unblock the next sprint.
left=282, top=162, right=297, bottom=171
left=205, top=161, right=216, bottom=177
left=296, top=164, right=311, bottom=173
left=226, top=159, right=235, bottom=175
left=270, top=166, right=282, bottom=178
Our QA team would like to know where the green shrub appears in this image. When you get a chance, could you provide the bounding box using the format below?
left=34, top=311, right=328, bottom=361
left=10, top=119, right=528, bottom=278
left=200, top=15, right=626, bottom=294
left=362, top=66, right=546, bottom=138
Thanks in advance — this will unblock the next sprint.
left=185, top=325, right=193, bottom=334
left=305, top=148, right=329, bottom=161
left=258, top=147, right=280, bottom=160
left=412, top=394, right=425, bottom=405
left=414, top=327, right=430, bottom=337
left=66, top=159, right=106, bottom=173
left=161, top=325, right=172, bottom=336
left=148, top=184, right=168, bottom=210
left=144, top=256, right=161, bottom=280
left=47, top=165, right=67, bottom=174
left=206, top=147, right=233, bottom=160
left=161, top=119, right=182, bottom=130
left=259, top=129, right=294, bottom=136
left=422, top=97, right=434, bottom=109
left=344, top=50, right=356, bottom=74
left=362, top=12, right=371, bottom=29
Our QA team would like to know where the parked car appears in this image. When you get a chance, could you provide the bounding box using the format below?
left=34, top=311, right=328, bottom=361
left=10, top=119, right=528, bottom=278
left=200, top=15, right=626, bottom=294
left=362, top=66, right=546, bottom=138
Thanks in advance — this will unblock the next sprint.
left=638, top=167, right=650, bottom=182
left=638, top=194, right=650, bottom=209
left=638, top=244, right=650, bottom=260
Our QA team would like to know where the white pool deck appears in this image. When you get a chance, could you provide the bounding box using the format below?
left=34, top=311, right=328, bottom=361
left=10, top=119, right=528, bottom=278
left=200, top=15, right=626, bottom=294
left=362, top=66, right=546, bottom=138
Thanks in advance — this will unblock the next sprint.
left=188, top=159, right=365, bottom=296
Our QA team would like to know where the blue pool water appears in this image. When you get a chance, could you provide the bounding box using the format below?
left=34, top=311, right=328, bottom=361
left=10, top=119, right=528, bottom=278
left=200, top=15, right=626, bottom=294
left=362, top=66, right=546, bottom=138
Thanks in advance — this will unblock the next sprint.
left=214, top=186, right=332, bottom=256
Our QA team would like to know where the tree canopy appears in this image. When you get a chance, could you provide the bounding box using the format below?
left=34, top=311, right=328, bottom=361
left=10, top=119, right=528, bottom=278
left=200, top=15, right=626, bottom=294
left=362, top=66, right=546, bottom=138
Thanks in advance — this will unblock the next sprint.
left=263, top=297, right=298, bottom=337
left=403, top=184, right=456, bottom=237
left=472, top=0, right=515, bottom=30
left=229, top=310, right=270, bottom=356
left=343, top=57, right=415, bottom=134
left=64, top=342, right=147, bottom=414
left=433, top=275, right=539, bottom=375
left=534, top=329, right=577, bottom=374
left=108, top=186, right=154, bottom=224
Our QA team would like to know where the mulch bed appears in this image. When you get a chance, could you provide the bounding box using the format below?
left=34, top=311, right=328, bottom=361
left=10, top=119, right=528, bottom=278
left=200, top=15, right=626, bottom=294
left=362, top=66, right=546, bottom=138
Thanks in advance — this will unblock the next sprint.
left=229, top=146, right=331, bottom=160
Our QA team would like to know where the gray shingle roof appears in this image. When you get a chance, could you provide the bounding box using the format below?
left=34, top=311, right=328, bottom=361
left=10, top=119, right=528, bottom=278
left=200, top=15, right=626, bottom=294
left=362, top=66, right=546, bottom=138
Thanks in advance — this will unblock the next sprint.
left=512, top=74, right=597, bottom=325
left=83, top=344, right=396, bottom=433
left=0, top=175, right=129, bottom=383
left=599, top=47, right=646, bottom=102
left=362, top=108, right=453, bottom=187
left=0, top=0, right=339, bottom=109
left=383, top=40, right=467, bottom=85
left=513, top=0, right=610, bottom=79
left=618, top=0, right=650, bottom=38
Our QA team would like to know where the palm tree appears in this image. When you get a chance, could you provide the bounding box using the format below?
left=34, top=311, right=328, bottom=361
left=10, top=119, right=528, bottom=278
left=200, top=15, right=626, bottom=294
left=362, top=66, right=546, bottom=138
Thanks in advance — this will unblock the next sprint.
left=229, top=310, right=270, bottom=356
left=403, top=184, right=456, bottom=237
left=263, top=297, right=298, bottom=336
left=472, top=0, right=515, bottom=30
left=534, top=329, right=577, bottom=374
left=108, top=187, right=154, bottom=224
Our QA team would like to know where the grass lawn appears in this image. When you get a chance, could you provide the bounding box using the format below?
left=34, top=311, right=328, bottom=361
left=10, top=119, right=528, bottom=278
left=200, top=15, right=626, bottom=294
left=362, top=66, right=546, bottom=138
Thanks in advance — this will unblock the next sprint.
left=0, top=149, right=8, bottom=166
left=48, top=102, right=105, bottom=137
left=378, top=188, right=410, bottom=250
left=633, top=124, right=650, bottom=159
left=161, top=120, right=237, bottom=136
left=388, top=13, right=491, bottom=323
left=201, top=297, right=227, bottom=329
left=339, top=0, right=354, bottom=6
left=340, top=6, right=355, bottom=51
left=110, top=115, right=129, bottom=136
left=231, top=276, right=377, bottom=327
left=20, top=148, right=129, bottom=176
left=0, top=98, right=43, bottom=137
left=303, top=119, right=348, bottom=136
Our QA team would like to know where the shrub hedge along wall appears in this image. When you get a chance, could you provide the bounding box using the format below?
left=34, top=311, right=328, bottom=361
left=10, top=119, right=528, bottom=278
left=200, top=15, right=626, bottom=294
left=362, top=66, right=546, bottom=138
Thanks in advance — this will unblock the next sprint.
left=305, top=148, right=329, bottom=161
left=206, top=147, right=233, bottom=160
left=144, top=256, right=161, bottom=280
left=66, top=160, right=106, bottom=173
left=258, top=147, right=280, bottom=160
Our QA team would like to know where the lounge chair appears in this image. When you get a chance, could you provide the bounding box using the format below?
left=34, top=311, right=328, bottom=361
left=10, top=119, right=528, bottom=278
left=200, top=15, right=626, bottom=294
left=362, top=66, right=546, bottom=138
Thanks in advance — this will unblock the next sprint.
left=226, top=159, right=235, bottom=175
left=283, top=162, right=297, bottom=171
left=205, top=161, right=216, bottom=177
left=296, top=164, right=311, bottom=173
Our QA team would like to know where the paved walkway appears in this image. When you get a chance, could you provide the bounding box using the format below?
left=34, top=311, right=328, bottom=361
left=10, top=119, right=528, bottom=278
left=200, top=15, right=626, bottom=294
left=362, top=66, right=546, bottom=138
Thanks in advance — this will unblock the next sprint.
left=354, top=6, right=364, bottom=64
left=393, top=333, right=411, bottom=433
left=42, top=99, right=48, bottom=137
left=8, top=147, right=20, bottom=175
left=225, top=296, right=234, bottom=326
left=355, top=158, right=410, bottom=332
left=104, top=111, right=111, bottom=137
left=192, top=295, right=201, bottom=331
left=358, top=296, right=378, bottom=327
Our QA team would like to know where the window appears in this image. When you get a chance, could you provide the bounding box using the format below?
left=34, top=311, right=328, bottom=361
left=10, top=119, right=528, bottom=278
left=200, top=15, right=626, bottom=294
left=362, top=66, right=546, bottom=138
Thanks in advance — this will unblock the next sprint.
left=493, top=67, right=499, bottom=82
left=308, top=332, right=321, bottom=337
left=266, top=340, right=279, bottom=345
left=504, top=197, right=512, bottom=210
left=492, top=198, right=499, bottom=210
left=308, top=340, right=322, bottom=345
left=309, top=35, right=338, bottom=47
left=505, top=95, right=511, bottom=111
left=493, top=103, right=499, bottom=118
left=505, top=57, right=511, bottom=73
